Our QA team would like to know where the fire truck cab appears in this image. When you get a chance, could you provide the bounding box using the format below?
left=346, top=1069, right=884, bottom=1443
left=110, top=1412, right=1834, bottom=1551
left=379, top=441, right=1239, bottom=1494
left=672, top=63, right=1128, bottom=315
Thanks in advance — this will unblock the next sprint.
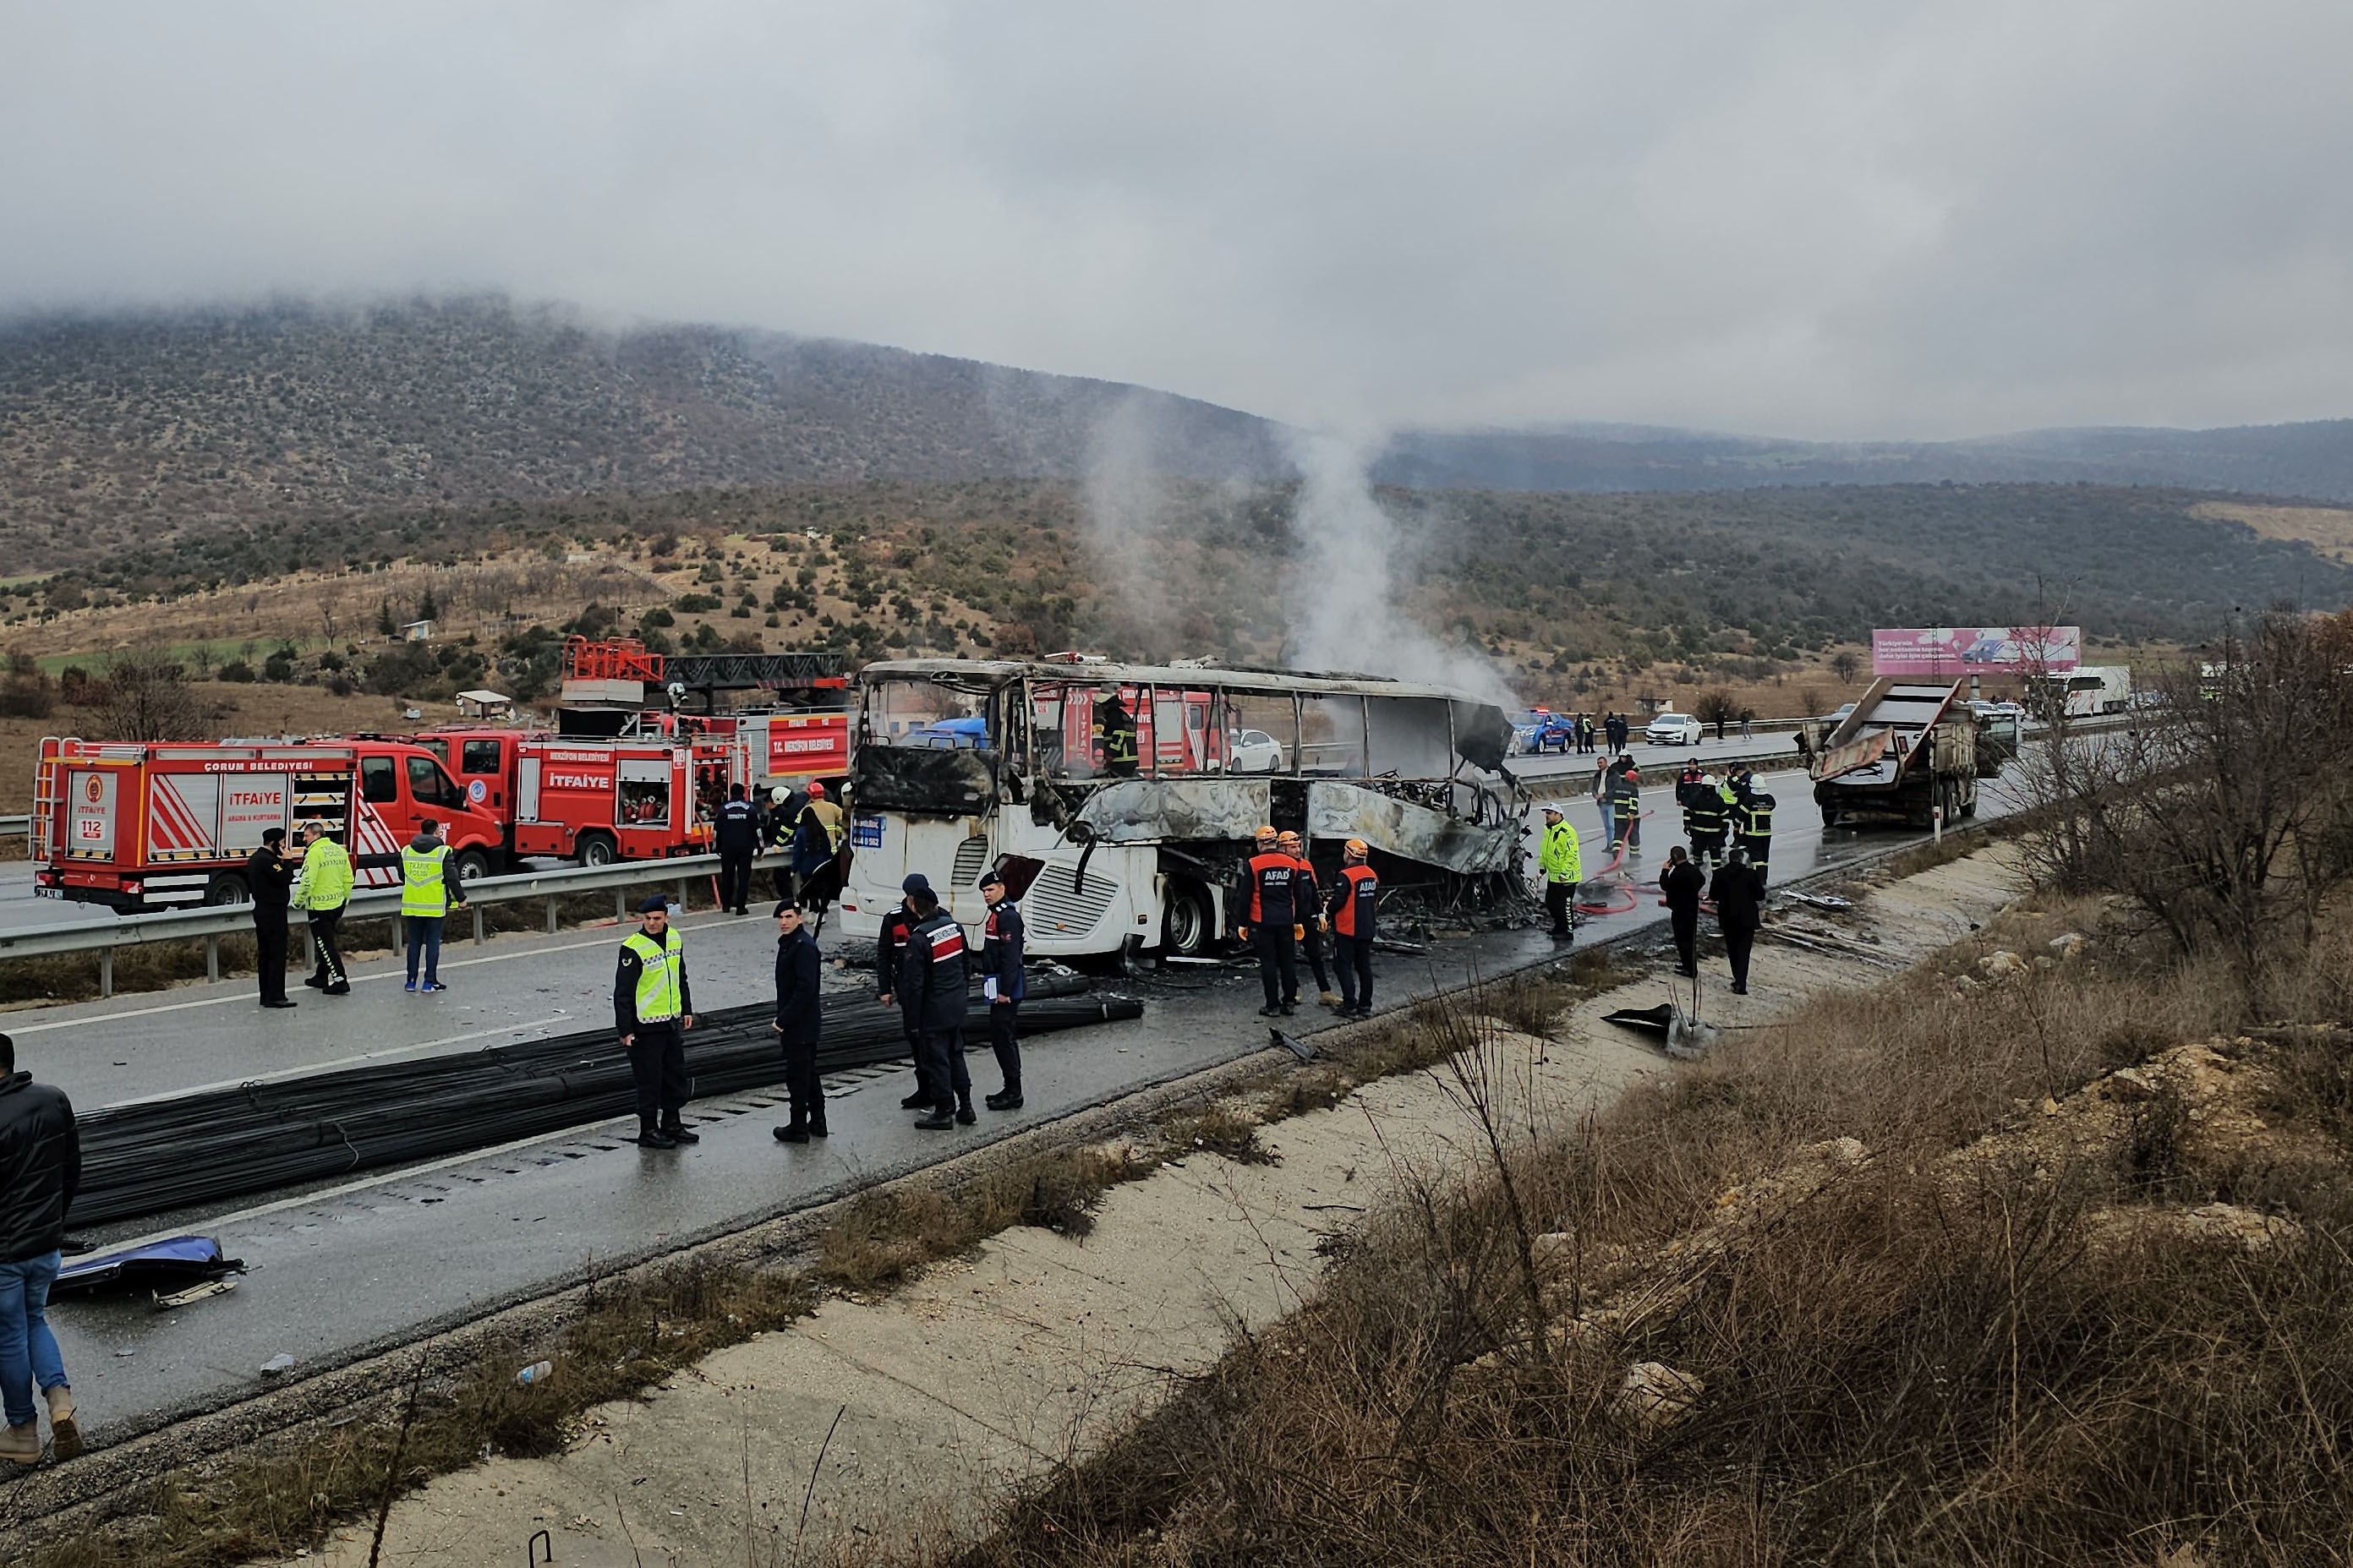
left=35, top=738, right=506, bottom=912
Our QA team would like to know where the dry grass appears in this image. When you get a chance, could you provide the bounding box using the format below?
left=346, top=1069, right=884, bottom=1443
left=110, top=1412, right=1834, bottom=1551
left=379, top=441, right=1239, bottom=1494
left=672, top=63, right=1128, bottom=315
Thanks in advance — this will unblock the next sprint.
left=926, top=898, right=2353, bottom=1566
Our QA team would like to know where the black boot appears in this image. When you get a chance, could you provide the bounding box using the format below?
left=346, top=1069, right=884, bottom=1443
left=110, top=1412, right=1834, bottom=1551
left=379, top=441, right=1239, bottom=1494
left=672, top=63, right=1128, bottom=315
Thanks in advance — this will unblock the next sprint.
left=913, top=1106, right=957, bottom=1130
left=773, top=1123, right=810, bottom=1144
left=955, top=1099, right=977, bottom=1126
left=635, top=1123, right=677, bottom=1150
left=900, top=1090, right=933, bottom=1109
left=985, top=1090, right=1024, bottom=1111
left=661, top=1121, right=701, bottom=1145
left=809, top=1118, right=829, bottom=1139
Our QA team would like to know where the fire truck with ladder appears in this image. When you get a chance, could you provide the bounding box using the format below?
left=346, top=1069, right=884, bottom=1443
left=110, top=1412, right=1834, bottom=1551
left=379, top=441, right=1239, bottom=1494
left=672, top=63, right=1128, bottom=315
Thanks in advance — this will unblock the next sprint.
left=399, top=639, right=849, bottom=867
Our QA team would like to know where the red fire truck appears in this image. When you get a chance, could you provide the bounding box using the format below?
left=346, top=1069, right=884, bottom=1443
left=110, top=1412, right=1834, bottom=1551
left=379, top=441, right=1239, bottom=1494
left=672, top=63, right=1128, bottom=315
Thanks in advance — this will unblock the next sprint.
left=407, top=729, right=738, bottom=866
left=33, top=738, right=506, bottom=912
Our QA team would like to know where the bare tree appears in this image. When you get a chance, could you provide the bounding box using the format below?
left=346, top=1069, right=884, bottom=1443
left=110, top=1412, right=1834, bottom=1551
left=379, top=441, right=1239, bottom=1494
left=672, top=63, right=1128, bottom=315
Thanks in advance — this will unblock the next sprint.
left=2018, top=611, right=2353, bottom=1007
left=98, top=647, right=212, bottom=741
left=1830, top=649, right=1861, bottom=684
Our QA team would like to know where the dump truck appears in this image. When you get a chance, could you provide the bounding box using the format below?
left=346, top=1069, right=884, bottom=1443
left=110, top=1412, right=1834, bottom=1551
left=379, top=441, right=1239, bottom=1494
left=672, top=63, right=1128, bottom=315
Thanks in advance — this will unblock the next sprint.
left=1806, top=678, right=1978, bottom=829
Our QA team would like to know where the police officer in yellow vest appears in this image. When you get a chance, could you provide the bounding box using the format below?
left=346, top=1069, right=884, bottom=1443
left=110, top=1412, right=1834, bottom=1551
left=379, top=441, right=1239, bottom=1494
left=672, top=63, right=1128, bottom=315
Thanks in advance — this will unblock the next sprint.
left=295, top=821, right=355, bottom=996
left=400, top=820, right=466, bottom=993
left=616, top=894, right=697, bottom=1149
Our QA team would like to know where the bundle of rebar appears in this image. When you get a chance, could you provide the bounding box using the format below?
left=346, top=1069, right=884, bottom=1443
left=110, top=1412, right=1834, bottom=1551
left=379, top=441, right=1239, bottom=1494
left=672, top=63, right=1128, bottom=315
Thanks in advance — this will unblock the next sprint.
left=74, top=975, right=1140, bottom=1226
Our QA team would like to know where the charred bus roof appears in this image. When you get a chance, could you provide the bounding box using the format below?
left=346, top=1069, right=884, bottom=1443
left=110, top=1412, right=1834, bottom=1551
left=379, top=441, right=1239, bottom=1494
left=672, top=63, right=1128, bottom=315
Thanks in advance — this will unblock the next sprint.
left=852, top=658, right=1491, bottom=704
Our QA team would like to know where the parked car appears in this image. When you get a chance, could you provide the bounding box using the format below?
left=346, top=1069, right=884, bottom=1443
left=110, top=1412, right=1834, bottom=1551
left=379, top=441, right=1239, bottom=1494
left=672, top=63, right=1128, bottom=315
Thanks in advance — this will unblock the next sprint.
left=1228, top=729, right=1286, bottom=773
left=1645, top=712, right=1704, bottom=746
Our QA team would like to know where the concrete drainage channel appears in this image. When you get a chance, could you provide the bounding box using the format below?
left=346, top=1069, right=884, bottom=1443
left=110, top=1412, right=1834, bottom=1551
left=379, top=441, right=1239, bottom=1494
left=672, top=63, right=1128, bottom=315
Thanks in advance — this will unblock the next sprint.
left=0, top=814, right=2011, bottom=1540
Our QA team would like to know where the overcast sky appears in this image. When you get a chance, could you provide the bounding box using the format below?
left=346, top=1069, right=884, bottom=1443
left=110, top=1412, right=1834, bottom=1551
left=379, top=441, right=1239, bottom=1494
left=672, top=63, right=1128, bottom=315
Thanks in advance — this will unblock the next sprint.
left=4, top=1, right=2350, bottom=439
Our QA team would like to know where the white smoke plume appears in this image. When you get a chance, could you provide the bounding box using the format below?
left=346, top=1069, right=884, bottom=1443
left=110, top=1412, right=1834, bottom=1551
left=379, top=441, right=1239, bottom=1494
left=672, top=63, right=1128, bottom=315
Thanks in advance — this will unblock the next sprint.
left=1285, top=429, right=1516, bottom=706
left=1080, top=391, right=1179, bottom=658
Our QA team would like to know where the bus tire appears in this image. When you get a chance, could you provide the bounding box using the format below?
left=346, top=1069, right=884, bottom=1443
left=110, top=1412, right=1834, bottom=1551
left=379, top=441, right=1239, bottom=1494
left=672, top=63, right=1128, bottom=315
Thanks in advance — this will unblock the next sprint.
left=576, top=833, right=618, bottom=869
left=203, top=872, right=250, bottom=906
left=454, top=847, right=495, bottom=883
left=1161, top=879, right=1212, bottom=959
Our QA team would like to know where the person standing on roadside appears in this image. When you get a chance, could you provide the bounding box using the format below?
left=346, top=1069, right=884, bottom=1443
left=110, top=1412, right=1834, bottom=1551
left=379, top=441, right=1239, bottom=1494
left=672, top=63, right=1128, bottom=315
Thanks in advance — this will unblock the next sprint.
left=1539, top=805, right=1582, bottom=942
left=1710, top=847, right=1766, bottom=995
left=878, top=882, right=933, bottom=1111
left=1238, top=826, right=1300, bottom=1018
left=1280, top=831, right=1339, bottom=1008
left=1590, top=757, right=1617, bottom=855
left=1327, top=839, right=1378, bottom=1018
left=294, top=822, right=353, bottom=997
left=766, top=786, right=797, bottom=904
left=1612, top=757, right=1644, bottom=856
left=399, top=819, right=464, bottom=994
left=715, top=784, right=760, bottom=916
left=978, top=866, right=1026, bottom=1111
left=247, top=827, right=298, bottom=1009
left=769, top=901, right=826, bottom=1144
left=1661, top=845, right=1705, bottom=977
left=0, top=1032, right=80, bottom=1466
left=616, top=895, right=695, bottom=1148
left=901, top=884, right=975, bottom=1130
left=792, top=783, right=845, bottom=938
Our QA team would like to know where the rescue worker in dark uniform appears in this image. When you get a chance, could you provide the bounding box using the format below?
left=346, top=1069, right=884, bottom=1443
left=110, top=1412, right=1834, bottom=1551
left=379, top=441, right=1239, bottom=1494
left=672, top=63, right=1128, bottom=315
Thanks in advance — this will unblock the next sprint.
left=1711, top=848, right=1766, bottom=995
left=769, top=899, right=826, bottom=1143
left=1677, top=762, right=1705, bottom=849
left=615, top=895, right=695, bottom=1148
left=1238, top=825, right=1299, bottom=1018
left=715, top=784, right=759, bottom=916
left=766, top=785, right=797, bottom=903
left=247, top=828, right=298, bottom=1009
left=1661, top=844, right=1705, bottom=976
left=792, top=783, right=844, bottom=937
left=1688, top=773, right=1728, bottom=867
left=1736, top=788, right=1776, bottom=885
left=978, top=866, right=1026, bottom=1110
left=1280, top=830, right=1339, bottom=1008
left=1611, top=757, right=1644, bottom=855
left=900, top=882, right=975, bottom=1129
left=1327, top=839, right=1378, bottom=1019
left=876, top=886, right=933, bottom=1110
left=1096, top=692, right=1141, bottom=777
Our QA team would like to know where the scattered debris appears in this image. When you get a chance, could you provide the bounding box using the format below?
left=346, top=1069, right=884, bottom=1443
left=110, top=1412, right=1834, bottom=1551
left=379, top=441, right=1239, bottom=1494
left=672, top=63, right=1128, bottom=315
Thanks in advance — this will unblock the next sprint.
left=153, top=1278, right=238, bottom=1311
left=517, top=1360, right=555, bottom=1386
left=1617, top=1361, right=1707, bottom=1430
left=1978, top=949, right=2029, bottom=978
left=260, top=1353, right=296, bottom=1376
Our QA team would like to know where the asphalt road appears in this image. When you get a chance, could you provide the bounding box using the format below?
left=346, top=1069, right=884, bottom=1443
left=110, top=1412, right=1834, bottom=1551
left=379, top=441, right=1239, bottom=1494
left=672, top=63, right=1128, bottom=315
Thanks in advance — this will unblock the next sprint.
left=13, top=758, right=2019, bottom=1447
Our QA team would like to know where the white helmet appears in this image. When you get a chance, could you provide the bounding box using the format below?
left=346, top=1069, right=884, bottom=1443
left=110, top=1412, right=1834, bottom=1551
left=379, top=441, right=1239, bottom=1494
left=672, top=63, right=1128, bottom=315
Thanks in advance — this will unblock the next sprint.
left=770, top=785, right=789, bottom=805
left=1702, top=773, right=1717, bottom=785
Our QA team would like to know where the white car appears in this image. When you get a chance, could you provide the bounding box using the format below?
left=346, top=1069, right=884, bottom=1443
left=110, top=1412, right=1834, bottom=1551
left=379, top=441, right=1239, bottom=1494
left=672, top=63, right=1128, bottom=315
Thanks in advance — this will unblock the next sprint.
left=1228, top=729, right=1285, bottom=772
left=1645, top=713, right=1704, bottom=746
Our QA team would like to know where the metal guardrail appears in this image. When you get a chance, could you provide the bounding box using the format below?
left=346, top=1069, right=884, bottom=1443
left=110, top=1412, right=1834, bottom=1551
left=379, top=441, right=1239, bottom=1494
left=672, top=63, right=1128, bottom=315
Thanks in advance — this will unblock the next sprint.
left=0, top=850, right=788, bottom=997
left=0, top=815, right=25, bottom=839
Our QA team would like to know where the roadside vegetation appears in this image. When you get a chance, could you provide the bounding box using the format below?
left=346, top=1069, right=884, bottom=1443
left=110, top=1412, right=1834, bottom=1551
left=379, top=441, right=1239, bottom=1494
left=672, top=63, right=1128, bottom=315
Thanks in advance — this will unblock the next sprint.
left=906, top=612, right=2353, bottom=1566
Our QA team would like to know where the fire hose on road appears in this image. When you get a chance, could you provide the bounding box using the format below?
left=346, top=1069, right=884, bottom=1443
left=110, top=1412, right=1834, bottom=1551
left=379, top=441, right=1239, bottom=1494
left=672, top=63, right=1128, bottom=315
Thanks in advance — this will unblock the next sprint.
left=72, top=975, right=1141, bottom=1227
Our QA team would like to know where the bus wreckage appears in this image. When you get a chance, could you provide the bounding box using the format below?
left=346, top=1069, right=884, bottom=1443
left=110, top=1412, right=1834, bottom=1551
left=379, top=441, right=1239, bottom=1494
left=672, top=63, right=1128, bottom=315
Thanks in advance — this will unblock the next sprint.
left=837, top=658, right=1530, bottom=960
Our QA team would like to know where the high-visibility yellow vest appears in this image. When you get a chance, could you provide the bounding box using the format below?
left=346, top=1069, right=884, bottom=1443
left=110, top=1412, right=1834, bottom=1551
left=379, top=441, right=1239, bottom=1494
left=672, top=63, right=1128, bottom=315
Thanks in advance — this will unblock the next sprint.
left=400, top=843, right=450, bottom=918
left=623, top=927, right=685, bottom=1022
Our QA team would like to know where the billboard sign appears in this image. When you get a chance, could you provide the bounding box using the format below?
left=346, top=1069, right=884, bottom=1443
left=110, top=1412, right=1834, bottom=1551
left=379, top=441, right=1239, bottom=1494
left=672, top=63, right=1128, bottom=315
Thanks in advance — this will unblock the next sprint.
left=1871, top=626, right=2081, bottom=677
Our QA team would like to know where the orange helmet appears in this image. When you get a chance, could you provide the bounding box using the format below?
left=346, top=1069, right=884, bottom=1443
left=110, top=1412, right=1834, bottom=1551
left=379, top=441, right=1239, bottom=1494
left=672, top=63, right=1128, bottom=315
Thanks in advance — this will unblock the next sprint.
left=1344, top=839, right=1369, bottom=859
left=1278, top=830, right=1303, bottom=850
left=1254, top=825, right=1278, bottom=844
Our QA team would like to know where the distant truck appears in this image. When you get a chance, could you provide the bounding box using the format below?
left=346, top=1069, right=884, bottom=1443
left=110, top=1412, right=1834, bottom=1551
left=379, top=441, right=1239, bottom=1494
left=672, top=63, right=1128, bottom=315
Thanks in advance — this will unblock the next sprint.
left=34, top=738, right=506, bottom=911
left=401, top=728, right=741, bottom=867
left=2031, top=665, right=2132, bottom=718
left=1805, top=679, right=1979, bottom=830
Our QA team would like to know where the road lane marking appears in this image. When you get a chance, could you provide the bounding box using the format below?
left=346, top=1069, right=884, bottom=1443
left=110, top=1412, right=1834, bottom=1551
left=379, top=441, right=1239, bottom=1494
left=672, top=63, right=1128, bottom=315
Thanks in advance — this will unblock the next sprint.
left=96, top=1013, right=580, bottom=1107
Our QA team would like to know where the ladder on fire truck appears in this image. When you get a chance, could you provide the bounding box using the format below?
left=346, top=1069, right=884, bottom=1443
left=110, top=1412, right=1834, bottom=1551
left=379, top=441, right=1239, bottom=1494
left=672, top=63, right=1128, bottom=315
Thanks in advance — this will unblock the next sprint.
left=30, top=736, right=68, bottom=863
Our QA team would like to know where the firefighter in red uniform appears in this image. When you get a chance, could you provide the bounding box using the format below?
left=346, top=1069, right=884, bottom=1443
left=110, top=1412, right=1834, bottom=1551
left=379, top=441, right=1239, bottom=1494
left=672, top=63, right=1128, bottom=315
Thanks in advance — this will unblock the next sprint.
left=1327, top=839, right=1379, bottom=1019
left=1236, top=825, right=1299, bottom=1018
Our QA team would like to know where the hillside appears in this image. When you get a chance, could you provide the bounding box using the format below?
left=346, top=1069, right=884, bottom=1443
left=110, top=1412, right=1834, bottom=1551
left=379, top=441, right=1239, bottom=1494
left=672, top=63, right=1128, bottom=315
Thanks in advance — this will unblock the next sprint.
left=8, top=480, right=2344, bottom=733
left=1376, top=418, right=2353, bottom=503
left=0, top=298, right=1285, bottom=569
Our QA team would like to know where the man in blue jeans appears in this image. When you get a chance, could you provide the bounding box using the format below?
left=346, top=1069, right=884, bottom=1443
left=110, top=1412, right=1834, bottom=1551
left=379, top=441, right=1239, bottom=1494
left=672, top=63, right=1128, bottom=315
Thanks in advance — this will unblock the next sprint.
left=0, top=1032, right=80, bottom=1465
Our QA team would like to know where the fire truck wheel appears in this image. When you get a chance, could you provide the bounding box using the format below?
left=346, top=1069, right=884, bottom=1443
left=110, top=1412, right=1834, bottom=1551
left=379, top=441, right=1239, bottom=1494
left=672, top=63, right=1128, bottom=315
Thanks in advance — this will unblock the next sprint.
left=576, top=833, right=618, bottom=868
left=1160, top=880, right=1212, bottom=959
left=203, top=872, right=251, bottom=906
left=454, top=847, right=495, bottom=883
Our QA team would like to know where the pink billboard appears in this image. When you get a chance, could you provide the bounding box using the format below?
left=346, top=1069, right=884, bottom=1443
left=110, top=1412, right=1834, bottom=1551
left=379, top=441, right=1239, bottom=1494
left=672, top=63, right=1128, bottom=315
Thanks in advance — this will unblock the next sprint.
left=1871, top=626, right=2081, bottom=676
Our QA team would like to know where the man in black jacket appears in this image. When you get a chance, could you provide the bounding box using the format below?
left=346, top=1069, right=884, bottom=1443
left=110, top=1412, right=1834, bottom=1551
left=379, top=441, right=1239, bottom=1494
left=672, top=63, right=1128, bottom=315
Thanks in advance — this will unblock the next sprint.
left=715, top=784, right=760, bottom=916
left=248, top=828, right=298, bottom=1009
left=0, top=1033, right=82, bottom=1465
left=769, top=901, right=827, bottom=1143
left=1710, top=848, right=1767, bottom=995
left=876, top=885, right=933, bottom=1110
left=900, top=886, right=974, bottom=1130
left=1660, top=845, right=1706, bottom=977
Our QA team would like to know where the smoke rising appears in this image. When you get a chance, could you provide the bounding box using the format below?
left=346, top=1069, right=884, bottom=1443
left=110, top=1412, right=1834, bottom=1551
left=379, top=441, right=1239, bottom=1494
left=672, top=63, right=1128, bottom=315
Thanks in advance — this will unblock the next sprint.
left=1285, top=429, right=1516, bottom=705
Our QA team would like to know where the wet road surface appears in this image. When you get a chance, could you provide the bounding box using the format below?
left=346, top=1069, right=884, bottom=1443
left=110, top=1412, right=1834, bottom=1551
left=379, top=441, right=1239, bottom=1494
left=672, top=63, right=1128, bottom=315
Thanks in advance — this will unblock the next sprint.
left=17, top=762, right=2021, bottom=1444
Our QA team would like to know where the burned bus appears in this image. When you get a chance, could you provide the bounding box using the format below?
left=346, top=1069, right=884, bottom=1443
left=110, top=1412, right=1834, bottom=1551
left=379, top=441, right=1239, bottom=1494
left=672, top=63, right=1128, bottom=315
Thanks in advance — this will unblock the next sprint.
left=836, top=658, right=1529, bottom=959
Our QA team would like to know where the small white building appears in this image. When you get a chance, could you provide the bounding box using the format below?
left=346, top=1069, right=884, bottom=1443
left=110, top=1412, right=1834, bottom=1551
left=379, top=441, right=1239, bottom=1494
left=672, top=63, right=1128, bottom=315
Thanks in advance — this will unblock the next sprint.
left=402, top=619, right=435, bottom=642
left=455, top=690, right=515, bottom=720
